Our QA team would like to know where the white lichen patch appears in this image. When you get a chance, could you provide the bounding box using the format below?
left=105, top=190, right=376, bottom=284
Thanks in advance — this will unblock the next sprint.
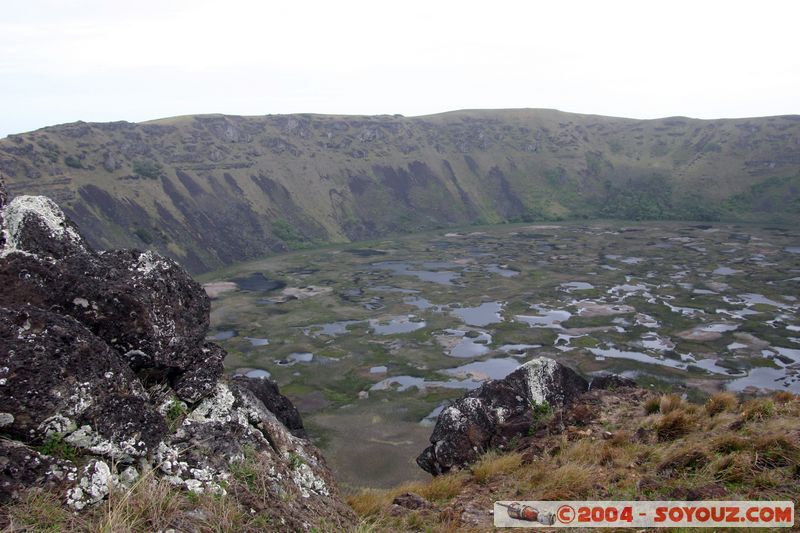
left=521, top=357, right=562, bottom=405
left=66, top=460, right=118, bottom=510
left=290, top=462, right=329, bottom=498
left=133, top=250, right=170, bottom=276
left=64, top=425, right=145, bottom=461
left=1, top=195, right=84, bottom=258
left=0, top=412, right=14, bottom=427
left=38, top=414, right=76, bottom=436
left=118, top=465, right=139, bottom=487
left=437, top=405, right=467, bottom=432
left=154, top=442, right=227, bottom=495
left=64, top=382, right=94, bottom=416
left=185, top=383, right=247, bottom=426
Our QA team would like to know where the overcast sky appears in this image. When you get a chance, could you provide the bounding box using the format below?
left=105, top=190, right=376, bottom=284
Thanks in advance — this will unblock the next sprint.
left=2, top=0, right=798, bottom=138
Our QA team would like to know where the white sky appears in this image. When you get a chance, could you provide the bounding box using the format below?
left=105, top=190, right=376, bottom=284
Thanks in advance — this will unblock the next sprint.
left=2, top=0, right=799, bottom=138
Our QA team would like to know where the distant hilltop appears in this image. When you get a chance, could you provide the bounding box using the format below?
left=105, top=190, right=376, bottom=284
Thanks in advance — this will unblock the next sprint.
left=2, top=109, right=799, bottom=273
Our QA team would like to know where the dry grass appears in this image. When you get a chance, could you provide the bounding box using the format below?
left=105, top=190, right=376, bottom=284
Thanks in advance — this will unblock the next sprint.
left=525, top=462, right=599, bottom=500
left=95, top=477, right=187, bottom=533
left=710, top=433, right=748, bottom=454
left=705, top=391, right=738, bottom=416
left=659, top=393, right=684, bottom=414
left=643, top=395, right=661, bottom=415
left=772, top=391, right=798, bottom=404
left=346, top=390, right=800, bottom=532
left=742, top=397, right=776, bottom=421
left=345, top=470, right=467, bottom=517
left=2, top=491, right=82, bottom=532
left=470, top=451, right=522, bottom=484
left=654, top=409, right=695, bottom=441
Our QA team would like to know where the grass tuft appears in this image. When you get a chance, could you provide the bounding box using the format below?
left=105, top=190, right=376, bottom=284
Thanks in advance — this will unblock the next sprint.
left=471, top=450, right=522, bottom=484
left=655, top=410, right=694, bottom=441
left=659, top=394, right=684, bottom=414
left=742, top=397, right=776, bottom=421
left=705, top=392, right=738, bottom=417
left=644, top=396, right=661, bottom=415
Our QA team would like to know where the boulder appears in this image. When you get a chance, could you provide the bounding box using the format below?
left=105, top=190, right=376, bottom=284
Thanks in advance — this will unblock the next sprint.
left=0, top=174, right=6, bottom=249
left=392, top=492, right=431, bottom=510
left=0, top=439, right=78, bottom=503
left=0, top=193, right=356, bottom=529
left=231, top=374, right=306, bottom=438
left=154, top=381, right=356, bottom=529
left=589, top=373, right=638, bottom=390
left=0, top=196, right=217, bottom=401
left=0, top=195, right=86, bottom=259
left=417, top=357, right=588, bottom=475
left=0, top=305, right=166, bottom=460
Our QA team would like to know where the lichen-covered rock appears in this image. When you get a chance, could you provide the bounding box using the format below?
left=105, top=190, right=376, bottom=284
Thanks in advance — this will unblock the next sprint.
left=0, top=305, right=165, bottom=460
left=0, top=439, right=78, bottom=503
left=154, top=382, right=356, bottom=529
left=0, top=195, right=86, bottom=259
left=231, top=374, right=306, bottom=438
left=417, top=357, right=589, bottom=475
left=0, top=174, right=6, bottom=249
left=0, top=196, right=216, bottom=397
left=66, top=460, right=118, bottom=510
left=0, top=193, right=355, bottom=528
left=173, top=343, right=226, bottom=403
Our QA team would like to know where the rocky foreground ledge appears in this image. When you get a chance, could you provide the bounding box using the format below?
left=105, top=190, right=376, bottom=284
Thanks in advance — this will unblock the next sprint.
left=0, top=176, right=355, bottom=529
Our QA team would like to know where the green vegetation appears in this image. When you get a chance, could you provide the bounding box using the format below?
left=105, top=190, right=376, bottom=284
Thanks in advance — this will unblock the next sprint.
left=63, top=155, right=82, bottom=169
left=3, top=110, right=799, bottom=274
left=132, top=159, right=163, bottom=179
left=272, top=219, right=305, bottom=245
left=36, top=433, right=79, bottom=461
left=164, top=398, right=188, bottom=431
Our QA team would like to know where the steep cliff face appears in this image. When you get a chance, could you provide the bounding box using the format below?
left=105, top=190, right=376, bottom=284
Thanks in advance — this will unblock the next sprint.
left=0, top=181, right=355, bottom=529
left=2, top=110, right=799, bottom=273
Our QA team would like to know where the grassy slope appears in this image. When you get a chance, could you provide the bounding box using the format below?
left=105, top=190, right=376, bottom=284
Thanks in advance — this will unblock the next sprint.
left=347, top=389, right=800, bottom=532
left=1, top=109, right=799, bottom=273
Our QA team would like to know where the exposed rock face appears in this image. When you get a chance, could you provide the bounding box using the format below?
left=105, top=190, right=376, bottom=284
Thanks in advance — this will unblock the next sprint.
left=0, top=305, right=165, bottom=459
left=0, top=196, right=213, bottom=399
left=231, top=374, right=306, bottom=438
left=417, top=357, right=589, bottom=475
left=0, top=440, right=78, bottom=503
left=0, top=188, right=355, bottom=528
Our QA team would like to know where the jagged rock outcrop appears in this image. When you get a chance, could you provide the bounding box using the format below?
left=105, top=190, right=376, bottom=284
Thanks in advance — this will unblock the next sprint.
left=0, top=185, right=356, bottom=528
left=0, top=195, right=215, bottom=401
left=231, top=374, right=306, bottom=438
left=0, top=305, right=166, bottom=459
left=417, top=357, right=592, bottom=475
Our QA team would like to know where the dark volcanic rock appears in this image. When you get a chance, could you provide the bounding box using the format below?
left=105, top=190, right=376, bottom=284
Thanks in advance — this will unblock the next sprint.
left=0, top=193, right=355, bottom=528
left=589, top=373, right=638, bottom=390
left=417, top=357, right=588, bottom=475
left=392, top=492, right=431, bottom=510
left=0, top=196, right=216, bottom=400
left=0, top=174, right=5, bottom=248
left=154, top=381, right=356, bottom=528
left=173, top=342, right=226, bottom=403
left=231, top=374, right=306, bottom=438
left=0, top=305, right=165, bottom=459
left=0, top=439, right=78, bottom=503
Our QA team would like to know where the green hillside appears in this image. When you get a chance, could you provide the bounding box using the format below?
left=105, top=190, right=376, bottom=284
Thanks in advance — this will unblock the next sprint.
left=1, top=109, right=798, bottom=273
